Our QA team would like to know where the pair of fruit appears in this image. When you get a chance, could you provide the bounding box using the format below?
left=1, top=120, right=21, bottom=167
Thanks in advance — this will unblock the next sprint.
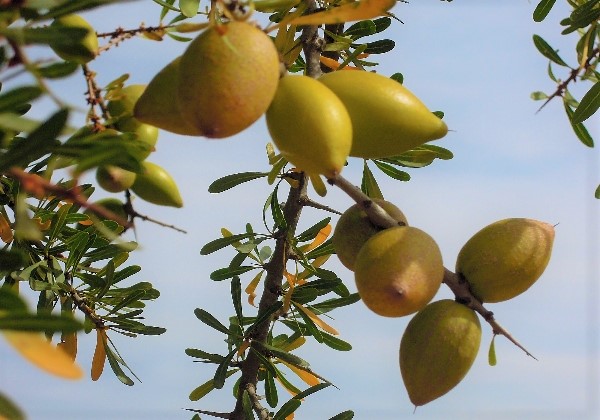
left=332, top=199, right=444, bottom=318
left=265, top=71, right=449, bottom=179
left=399, top=218, right=555, bottom=407
left=94, top=85, right=183, bottom=208
left=135, top=21, right=280, bottom=138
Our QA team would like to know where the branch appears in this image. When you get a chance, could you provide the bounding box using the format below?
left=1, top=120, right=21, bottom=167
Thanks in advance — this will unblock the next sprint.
left=327, top=173, right=536, bottom=359
left=230, top=174, right=309, bottom=420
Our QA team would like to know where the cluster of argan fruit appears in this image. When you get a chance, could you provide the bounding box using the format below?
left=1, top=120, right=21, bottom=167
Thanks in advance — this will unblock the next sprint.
left=131, top=20, right=447, bottom=178
left=332, top=204, right=555, bottom=407
left=48, top=15, right=183, bottom=209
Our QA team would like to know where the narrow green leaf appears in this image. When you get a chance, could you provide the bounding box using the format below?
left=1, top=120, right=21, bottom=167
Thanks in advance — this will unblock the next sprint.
left=321, top=332, right=352, bottom=351
left=294, top=382, right=331, bottom=400
left=249, top=346, right=278, bottom=377
left=210, top=265, right=256, bottom=281
left=345, top=20, right=376, bottom=39
left=214, top=349, right=237, bottom=389
left=194, top=308, right=230, bottom=335
left=532, top=34, right=569, bottom=66
left=360, top=39, right=395, bottom=54
left=488, top=335, right=497, bottom=366
left=231, top=276, right=243, bottom=324
left=329, top=410, right=355, bottom=420
left=311, top=293, right=361, bottom=313
left=247, top=301, right=283, bottom=334
left=0, top=86, right=42, bottom=113
left=242, top=390, right=254, bottom=419
left=208, top=172, right=269, bottom=193
left=254, top=341, right=310, bottom=369
left=185, top=348, right=227, bottom=363
left=270, top=186, right=287, bottom=229
left=533, top=0, right=557, bottom=22
left=46, top=203, right=72, bottom=249
left=292, top=302, right=323, bottom=342
left=564, top=101, right=594, bottom=147
left=361, top=161, right=383, bottom=199
left=530, top=91, right=549, bottom=100
left=595, top=184, right=600, bottom=199
left=265, top=369, right=278, bottom=408
left=200, top=233, right=253, bottom=255
left=104, top=342, right=134, bottom=386
left=273, top=399, right=302, bottom=420
left=0, top=313, right=82, bottom=332
left=179, top=0, right=200, bottom=17
left=572, top=81, right=600, bottom=124
left=372, top=160, right=410, bottom=181
left=0, top=392, right=25, bottom=420
left=189, top=369, right=238, bottom=401
left=107, top=289, right=146, bottom=315
left=36, top=61, right=79, bottom=78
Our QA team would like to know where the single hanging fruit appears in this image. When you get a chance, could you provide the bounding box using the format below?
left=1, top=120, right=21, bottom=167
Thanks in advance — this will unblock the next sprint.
left=178, top=21, right=281, bottom=138
left=353, top=226, right=443, bottom=317
left=49, top=14, right=98, bottom=64
left=455, top=218, right=555, bottom=303
left=332, top=198, right=407, bottom=271
left=318, top=70, right=448, bottom=158
left=95, top=165, right=136, bottom=193
left=131, top=162, right=183, bottom=208
left=400, top=299, right=481, bottom=406
left=266, top=75, right=352, bottom=178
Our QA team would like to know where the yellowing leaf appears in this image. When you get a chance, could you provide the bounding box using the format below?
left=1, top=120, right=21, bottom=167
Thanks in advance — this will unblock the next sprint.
left=57, top=332, right=77, bottom=361
left=0, top=214, right=13, bottom=243
left=245, top=271, right=263, bottom=307
left=2, top=330, right=83, bottom=379
left=294, top=303, right=339, bottom=335
left=309, top=173, right=327, bottom=197
left=237, top=340, right=251, bottom=358
left=319, top=56, right=359, bottom=71
left=300, top=224, right=331, bottom=253
left=289, top=0, right=395, bottom=26
left=298, top=255, right=331, bottom=280
left=32, top=217, right=51, bottom=231
left=281, top=360, right=320, bottom=386
left=280, top=336, right=306, bottom=352
left=91, top=328, right=107, bottom=381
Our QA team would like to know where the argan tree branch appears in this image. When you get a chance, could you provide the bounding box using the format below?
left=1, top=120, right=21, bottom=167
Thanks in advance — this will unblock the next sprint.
left=327, top=173, right=536, bottom=359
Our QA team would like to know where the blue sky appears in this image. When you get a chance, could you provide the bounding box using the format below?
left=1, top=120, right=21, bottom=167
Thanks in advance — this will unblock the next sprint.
left=1, top=1, right=599, bottom=419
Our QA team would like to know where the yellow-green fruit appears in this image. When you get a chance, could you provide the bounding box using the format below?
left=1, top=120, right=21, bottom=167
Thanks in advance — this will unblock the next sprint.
left=95, top=165, right=136, bottom=193
left=131, top=162, right=183, bottom=208
left=133, top=57, right=202, bottom=136
left=456, top=218, right=555, bottom=303
left=332, top=199, right=408, bottom=271
left=107, top=85, right=159, bottom=158
left=318, top=71, right=448, bottom=159
left=50, top=14, right=98, bottom=64
left=178, top=22, right=280, bottom=138
left=400, top=299, right=481, bottom=406
left=353, top=226, right=443, bottom=317
left=266, top=75, right=352, bottom=178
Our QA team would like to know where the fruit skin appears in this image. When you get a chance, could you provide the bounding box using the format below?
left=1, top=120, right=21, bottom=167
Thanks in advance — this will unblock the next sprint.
left=130, top=161, right=183, bottom=208
left=95, top=165, right=136, bottom=193
left=133, top=57, right=202, bottom=136
left=400, top=299, right=481, bottom=406
left=332, top=199, right=407, bottom=271
left=50, top=14, right=98, bottom=64
left=178, top=22, right=280, bottom=138
left=266, top=75, right=352, bottom=178
left=318, top=71, right=448, bottom=159
left=353, top=226, right=443, bottom=317
left=455, top=218, right=555, bottom=303
left=108, top=85, right=159, bottom=158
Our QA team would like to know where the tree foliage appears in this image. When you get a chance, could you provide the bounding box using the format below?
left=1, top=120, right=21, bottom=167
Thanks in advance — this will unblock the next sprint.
left=0, top=0, right=597, bottom=419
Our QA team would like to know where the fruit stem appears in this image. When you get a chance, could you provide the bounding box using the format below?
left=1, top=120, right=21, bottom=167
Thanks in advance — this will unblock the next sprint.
left=328, top=173, right=537, bottom=360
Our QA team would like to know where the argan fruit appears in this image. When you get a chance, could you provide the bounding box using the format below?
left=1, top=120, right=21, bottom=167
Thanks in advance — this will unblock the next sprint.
left=266, top=75, right=352, bottom=178
left=455, top=218, right=555, bottom=303
left=50, top=14, right=98, bottom=64
left=88, top=198, right=127, bottom=222
left=107, top=84, right=159, bottom=158
left=332, top=199, right=407, bottom=271
left=130, top=161, right=183, bottom=208
left=318, top=71, right=448, bottom=158
left=400, top=299, right=481, bottom=406
left=95, top=165, right=136, bottom=193
left=353, top=226, right=443, bottom=317
left=133, top=57, right=202, bottom=136
left=178, top=22, right=280, bottom=138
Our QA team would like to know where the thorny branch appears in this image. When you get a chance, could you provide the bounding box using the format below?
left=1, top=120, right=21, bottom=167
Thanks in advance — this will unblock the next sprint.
left=327, top=174, right=537, bottom=359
